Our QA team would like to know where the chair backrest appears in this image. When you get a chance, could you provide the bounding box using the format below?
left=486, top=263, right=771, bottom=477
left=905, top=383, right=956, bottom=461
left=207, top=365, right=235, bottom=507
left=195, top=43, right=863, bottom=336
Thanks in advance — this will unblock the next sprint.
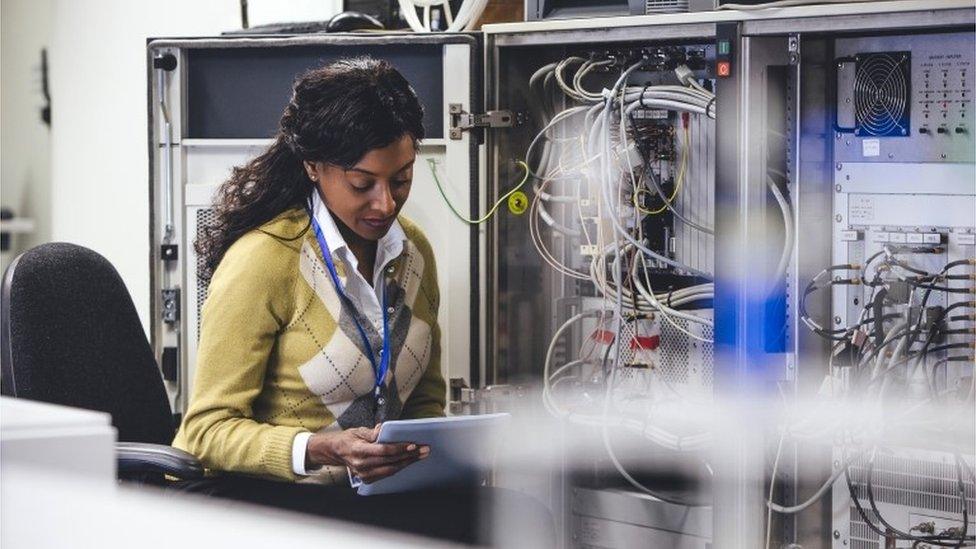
left=1, top=242, right=175, bottom=445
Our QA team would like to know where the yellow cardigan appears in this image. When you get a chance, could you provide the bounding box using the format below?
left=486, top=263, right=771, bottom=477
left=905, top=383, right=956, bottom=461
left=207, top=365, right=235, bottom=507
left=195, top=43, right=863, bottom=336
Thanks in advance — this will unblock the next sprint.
left=173, top=208, right=445, bottom=482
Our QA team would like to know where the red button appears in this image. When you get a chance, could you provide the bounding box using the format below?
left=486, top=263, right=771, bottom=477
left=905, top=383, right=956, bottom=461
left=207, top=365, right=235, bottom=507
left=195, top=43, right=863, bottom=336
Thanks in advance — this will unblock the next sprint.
left=717, top=60, right=731, bottom=77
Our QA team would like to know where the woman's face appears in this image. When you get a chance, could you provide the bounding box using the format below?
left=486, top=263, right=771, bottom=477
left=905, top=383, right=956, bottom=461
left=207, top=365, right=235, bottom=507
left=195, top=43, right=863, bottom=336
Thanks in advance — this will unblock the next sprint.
left=305, top=134, right=415, bottom=242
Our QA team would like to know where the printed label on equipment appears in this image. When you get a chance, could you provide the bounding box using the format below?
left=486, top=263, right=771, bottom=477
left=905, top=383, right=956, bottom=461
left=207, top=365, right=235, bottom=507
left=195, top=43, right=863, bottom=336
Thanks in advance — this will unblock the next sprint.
left=889, top=233, right=908, bottom=243
left=872, top=232, right=890, bottom=243
left=849, top=195, right=876, bottom=224
left=632, top=109, right=669, bottom=120
left=923, top=233, right=943, bottom=244
left=906, top=233, right=924, bottom=243
left=840, top=230, right=861, bottom=242
left=862, top=138, right=881, bottom=157
left=957, top=233, right=976, bottom=246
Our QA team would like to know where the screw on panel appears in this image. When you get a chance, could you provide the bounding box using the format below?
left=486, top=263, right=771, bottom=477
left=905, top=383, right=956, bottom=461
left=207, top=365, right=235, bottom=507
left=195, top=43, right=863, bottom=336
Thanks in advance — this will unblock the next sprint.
left=888, top=153, right=895, bottom=159
left=835, top=184, right=843, bottom=192
left=836, top=163, right=843, bottom=171
left=835, top=214, right=843, bottom=222
left=941, top=153, right=948, bottom=159
left=834, top=316, right=842, bottom=325
left=833, top=530, right=841, bottom=539
left=833, top=459, right=841, bottom=469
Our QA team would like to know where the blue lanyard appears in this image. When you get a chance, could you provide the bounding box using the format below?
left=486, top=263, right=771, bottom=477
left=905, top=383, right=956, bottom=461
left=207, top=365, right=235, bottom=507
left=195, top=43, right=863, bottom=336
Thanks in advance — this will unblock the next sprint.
left=309, top=212, right=391, bottom=399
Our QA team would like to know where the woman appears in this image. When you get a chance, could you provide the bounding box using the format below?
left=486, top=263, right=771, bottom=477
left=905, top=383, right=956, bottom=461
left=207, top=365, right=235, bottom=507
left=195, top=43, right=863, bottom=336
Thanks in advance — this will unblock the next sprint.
left=173, top=57, right=554, bottom=547
left=173, top=57, right=444, bottom=486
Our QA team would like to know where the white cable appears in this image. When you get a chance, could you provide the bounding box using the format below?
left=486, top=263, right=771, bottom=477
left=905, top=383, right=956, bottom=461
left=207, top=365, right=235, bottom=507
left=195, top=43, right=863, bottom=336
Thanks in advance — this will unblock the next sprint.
left=442, top=0, right=453, bottom=25
left=543, top=311, right=605, bottom=416
left=396, top=0, right=487, bottom=32
left=768, top=175, right=793, bottom=285
left=765, top=429, right=785, bottom=549
left=531, top=58, right=721, bottom=455
left=767, top=445, right=852, bottom=514
left=398, top=0, right=429, bottom=31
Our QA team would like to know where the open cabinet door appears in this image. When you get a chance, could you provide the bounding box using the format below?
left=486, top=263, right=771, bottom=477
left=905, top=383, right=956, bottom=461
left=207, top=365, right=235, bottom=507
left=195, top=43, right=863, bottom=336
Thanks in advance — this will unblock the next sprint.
left=147, top=34, right=482, bottom=416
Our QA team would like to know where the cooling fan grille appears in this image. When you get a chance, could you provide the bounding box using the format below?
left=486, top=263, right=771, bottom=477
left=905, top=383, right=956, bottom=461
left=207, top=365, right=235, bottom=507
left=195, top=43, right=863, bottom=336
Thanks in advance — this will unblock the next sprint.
left=853, top=51, right=912, bottom=137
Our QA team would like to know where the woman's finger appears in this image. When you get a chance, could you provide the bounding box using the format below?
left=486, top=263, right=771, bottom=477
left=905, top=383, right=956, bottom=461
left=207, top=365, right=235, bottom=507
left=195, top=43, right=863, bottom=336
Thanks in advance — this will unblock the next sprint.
left=355, top=441, right=424, bottom=458
left=352, top=426, right=378, bottom=443
left=358, top=452, right=429, bottom=484
left=357, top=446, right=429, bottom=469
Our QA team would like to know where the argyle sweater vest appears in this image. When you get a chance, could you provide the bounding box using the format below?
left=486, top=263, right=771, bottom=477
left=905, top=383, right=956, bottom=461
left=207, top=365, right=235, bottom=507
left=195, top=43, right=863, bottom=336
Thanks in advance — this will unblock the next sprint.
left=172, top=208, right=445, bottom=483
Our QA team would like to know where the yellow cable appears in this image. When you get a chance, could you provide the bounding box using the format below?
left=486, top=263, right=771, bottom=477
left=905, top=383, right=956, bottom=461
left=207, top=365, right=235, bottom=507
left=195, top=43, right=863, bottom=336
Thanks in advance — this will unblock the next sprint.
left=428, top=158, right=529, bottom=225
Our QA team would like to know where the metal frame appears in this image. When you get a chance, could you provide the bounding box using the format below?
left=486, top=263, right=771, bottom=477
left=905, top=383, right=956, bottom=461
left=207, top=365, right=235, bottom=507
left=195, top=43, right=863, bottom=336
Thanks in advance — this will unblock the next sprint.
left=735, top=7, right=976, bottom=549
left=147, top=33, right=483, bottom=413
left=484, top=15, right=724, bottom=549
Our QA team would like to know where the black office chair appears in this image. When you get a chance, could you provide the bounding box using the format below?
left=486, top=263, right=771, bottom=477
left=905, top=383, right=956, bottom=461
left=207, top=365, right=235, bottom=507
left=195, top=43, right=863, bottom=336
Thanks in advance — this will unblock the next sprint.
left=0, top=242, right=203, bottom=482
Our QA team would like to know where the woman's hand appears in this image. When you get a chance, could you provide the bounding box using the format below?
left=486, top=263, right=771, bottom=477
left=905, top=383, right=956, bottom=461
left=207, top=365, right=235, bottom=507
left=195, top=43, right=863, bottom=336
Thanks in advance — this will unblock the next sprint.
left=306, top=425, right=430, bottom=484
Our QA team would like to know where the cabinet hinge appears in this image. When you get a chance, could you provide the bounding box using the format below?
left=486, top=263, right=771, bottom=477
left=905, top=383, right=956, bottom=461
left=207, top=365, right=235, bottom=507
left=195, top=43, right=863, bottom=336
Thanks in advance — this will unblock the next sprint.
left=448, top=104, right=522, bottom=140
left=161, top=288, right=180, bottom=324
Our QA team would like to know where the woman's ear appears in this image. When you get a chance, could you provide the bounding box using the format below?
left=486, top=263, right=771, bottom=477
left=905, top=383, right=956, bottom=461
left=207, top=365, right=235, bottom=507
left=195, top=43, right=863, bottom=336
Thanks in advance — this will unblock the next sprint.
left=303, top=161, right=318, bottom=181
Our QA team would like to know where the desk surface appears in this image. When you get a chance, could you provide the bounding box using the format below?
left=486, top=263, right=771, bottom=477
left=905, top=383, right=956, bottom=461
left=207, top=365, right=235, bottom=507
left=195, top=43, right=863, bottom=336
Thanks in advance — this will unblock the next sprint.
left=1, top=396, right=111, bottom=433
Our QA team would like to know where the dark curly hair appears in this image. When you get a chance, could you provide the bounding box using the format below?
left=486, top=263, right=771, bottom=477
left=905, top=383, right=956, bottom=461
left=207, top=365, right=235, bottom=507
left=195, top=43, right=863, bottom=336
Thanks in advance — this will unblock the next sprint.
left=195, top=56, right=425, bottom=282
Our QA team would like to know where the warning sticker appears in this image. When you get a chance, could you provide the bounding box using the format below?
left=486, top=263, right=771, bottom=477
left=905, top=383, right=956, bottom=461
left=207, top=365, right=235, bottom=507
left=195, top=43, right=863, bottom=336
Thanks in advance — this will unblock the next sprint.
left=862, top=138, right=880, bottom=157
left=507, top=191, right=528, bottom=215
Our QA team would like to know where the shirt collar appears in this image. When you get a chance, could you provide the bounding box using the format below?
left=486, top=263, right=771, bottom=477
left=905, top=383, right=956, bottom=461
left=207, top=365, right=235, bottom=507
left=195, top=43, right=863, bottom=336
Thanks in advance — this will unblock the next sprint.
left=310, top=192, right=406, bottom=272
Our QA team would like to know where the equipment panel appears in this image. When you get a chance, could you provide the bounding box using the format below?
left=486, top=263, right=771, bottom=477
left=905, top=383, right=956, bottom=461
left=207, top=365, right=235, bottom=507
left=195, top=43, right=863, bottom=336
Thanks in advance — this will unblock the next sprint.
left=834, top=32, right=975, bottom=164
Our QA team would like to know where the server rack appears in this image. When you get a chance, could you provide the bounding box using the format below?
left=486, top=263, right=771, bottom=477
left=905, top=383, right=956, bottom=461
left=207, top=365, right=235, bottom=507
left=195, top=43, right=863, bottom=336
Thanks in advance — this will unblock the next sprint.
left=147, top=3, right=976, bottom=547
left=724, top=4, right=976, bottom=548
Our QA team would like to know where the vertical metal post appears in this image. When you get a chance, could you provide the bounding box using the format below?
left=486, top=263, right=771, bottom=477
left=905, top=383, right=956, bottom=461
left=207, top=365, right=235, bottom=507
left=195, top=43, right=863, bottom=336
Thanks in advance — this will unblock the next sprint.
left=158, top=66, right=174, bottom=243
left=713, top=23, right=791, bottom=549
left=153, top=50, right=181, bottom=413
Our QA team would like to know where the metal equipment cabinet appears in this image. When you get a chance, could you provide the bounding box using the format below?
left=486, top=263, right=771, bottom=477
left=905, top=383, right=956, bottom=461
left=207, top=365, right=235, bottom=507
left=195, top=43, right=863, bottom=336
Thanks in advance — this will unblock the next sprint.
left=148, top=3, right=975, bottom=546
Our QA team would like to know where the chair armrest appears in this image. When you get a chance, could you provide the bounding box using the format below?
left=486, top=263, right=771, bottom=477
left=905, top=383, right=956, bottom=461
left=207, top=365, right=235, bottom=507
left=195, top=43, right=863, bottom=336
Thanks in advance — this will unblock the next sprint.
left=116, top=442, right=204, bottom=480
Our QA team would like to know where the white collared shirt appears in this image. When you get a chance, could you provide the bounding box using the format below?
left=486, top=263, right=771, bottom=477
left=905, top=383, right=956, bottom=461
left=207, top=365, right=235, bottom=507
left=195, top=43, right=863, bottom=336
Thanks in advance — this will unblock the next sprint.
left=292, top=192, right=407, bottom=476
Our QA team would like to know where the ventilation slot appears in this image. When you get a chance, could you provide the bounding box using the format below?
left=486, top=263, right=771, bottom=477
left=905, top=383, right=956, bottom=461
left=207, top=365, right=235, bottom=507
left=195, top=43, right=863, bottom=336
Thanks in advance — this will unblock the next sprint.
left=849, top=506, right=880, bottom=548
left=846, top=453, right=976, bottom=548
left=659, top=319, right=713, bottom=388
left=847, top=454, right=976, bottom=514
left=195, top=208, right=217, bottom=340
left=660, top=319, right=690, bottom=384
left=645, top=0, right=688, bottom=13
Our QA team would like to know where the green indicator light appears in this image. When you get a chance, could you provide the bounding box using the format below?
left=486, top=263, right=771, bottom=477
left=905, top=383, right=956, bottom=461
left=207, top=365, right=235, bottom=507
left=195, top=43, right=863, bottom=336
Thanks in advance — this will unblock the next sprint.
left=718, top=40, right=731, bottom=55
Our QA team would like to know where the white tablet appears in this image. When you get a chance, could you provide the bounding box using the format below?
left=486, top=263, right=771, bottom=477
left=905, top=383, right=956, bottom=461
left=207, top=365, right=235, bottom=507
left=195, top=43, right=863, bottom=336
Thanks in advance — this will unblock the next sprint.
left=350, top=413, right=510, bottom=496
